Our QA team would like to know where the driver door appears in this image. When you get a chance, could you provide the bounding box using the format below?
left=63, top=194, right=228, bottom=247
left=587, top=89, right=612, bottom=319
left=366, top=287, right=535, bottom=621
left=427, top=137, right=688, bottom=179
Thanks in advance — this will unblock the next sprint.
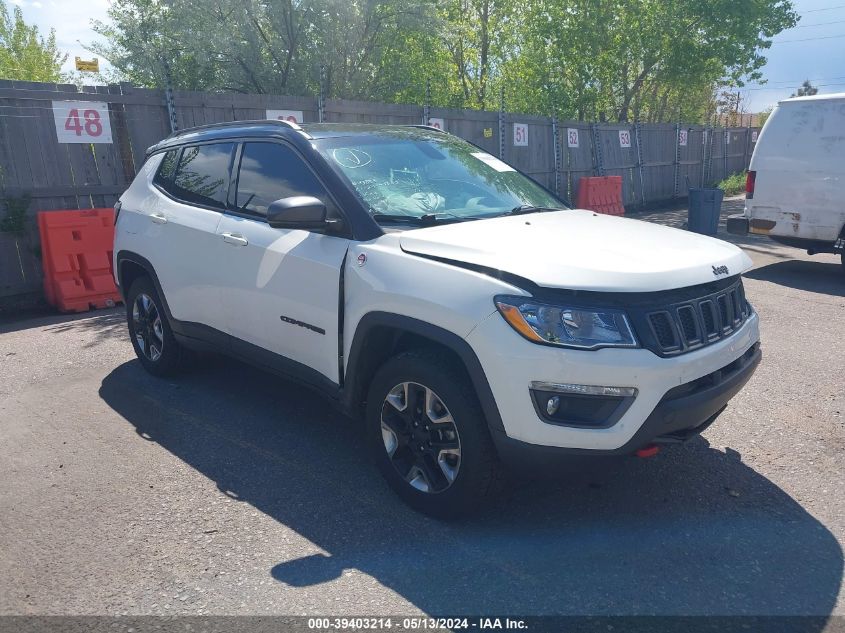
left=215, top=141, right=350, bottom=384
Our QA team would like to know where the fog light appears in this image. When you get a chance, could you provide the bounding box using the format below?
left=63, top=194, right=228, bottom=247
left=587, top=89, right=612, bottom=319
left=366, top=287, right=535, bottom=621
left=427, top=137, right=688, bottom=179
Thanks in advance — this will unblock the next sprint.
left=546, top=396, right=561, bottom=416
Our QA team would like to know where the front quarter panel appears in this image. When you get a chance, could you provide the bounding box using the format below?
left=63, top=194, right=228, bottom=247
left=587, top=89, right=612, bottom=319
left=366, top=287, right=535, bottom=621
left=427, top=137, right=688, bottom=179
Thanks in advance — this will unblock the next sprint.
left=343, top=234, right=527, bottom=369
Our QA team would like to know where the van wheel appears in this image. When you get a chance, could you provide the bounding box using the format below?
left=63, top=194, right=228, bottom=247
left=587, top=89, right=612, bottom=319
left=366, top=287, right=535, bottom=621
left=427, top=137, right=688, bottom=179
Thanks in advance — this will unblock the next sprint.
left=126, top=276, right=185, bottom=377
left=365, top=350, right=504, bottom=519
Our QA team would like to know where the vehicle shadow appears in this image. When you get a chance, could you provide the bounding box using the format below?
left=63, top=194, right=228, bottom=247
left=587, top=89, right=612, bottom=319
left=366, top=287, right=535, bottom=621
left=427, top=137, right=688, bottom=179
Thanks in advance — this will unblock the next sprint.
left=99, top=358, right=843, bottom=617
left=744, top=259, right=844, bottom=297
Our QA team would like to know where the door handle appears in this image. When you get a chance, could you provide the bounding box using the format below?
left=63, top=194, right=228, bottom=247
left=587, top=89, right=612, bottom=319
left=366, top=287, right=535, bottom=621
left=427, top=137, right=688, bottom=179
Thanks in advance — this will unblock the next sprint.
left=150, top=212, right=168, bottom=224
left=221, top=232, right=249, bottom=246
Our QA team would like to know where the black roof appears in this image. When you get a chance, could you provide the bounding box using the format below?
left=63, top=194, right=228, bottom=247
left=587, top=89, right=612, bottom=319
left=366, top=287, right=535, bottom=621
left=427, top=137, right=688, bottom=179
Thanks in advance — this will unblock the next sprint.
left=146, top=120, right=444, bottom=155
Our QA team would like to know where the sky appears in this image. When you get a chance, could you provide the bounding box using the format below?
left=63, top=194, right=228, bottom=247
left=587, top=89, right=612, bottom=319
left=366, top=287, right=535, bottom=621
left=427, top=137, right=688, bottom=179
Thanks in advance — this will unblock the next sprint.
left=8, top=0, right=845, bottom=113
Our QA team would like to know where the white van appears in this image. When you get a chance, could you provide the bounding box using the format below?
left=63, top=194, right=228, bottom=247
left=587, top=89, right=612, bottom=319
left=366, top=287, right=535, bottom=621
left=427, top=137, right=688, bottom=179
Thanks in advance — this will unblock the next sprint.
left=728, top=92, right=845, bottom=272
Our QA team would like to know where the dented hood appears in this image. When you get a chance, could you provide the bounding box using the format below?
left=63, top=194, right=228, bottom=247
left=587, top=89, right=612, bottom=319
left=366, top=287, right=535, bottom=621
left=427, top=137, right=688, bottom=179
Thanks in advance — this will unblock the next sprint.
left=399, top=209, right=752, bottom=292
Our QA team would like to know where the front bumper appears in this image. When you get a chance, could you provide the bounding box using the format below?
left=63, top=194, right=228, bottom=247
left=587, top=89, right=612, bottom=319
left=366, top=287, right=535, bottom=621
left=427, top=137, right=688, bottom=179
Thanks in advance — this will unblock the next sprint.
left=491, top=342, right=760, bottom=468
left=466, top=310, right=761, bottom=455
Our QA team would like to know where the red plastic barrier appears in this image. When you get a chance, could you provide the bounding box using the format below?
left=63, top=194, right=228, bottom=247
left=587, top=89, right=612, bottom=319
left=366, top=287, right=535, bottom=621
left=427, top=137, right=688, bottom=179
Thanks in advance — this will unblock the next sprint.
left=37, top=208, right=122, bottom=313
left=575, top=176, right=624, bottom=216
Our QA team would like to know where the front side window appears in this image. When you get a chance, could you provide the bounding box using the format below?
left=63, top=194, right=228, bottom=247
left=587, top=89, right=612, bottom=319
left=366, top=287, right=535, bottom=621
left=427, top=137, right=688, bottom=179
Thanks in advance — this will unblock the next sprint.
left=235, top=142, right=336, bottom=217
left=170, top=143, right=235, bottom=210
left=315, top=130, right=566, bottom=225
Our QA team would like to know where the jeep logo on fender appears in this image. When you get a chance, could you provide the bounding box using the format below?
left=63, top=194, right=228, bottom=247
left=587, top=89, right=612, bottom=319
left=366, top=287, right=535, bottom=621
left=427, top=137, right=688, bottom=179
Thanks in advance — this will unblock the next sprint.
left=712, top=265, right=730, bottom=277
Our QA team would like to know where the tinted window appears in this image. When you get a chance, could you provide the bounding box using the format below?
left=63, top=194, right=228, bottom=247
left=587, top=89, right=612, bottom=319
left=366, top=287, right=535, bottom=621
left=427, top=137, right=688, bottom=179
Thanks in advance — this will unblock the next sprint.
left=171, top=143, right=235, bottom=209
left=235, top=142, right=335, bottom=217
left=153, top=149, right=179, bottom=190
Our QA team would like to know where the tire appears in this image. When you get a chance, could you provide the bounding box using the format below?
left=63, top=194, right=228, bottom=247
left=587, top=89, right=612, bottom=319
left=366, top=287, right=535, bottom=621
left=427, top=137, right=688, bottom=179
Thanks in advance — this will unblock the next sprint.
left=125, top=276, right=186, bottom=377
left=365, top=349, right=504, bottom=519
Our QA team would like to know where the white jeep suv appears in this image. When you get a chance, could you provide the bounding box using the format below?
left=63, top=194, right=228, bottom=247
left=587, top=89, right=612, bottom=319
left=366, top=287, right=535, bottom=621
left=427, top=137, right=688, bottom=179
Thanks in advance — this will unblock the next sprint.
left=114, top=120, right=761, bottom=517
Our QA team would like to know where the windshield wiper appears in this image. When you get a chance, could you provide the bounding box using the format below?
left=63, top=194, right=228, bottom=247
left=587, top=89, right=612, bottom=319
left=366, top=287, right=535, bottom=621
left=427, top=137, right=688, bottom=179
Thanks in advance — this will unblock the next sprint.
left=504, top=205, right=566, bottom=216
left=371, top=212, right=470, bottom=226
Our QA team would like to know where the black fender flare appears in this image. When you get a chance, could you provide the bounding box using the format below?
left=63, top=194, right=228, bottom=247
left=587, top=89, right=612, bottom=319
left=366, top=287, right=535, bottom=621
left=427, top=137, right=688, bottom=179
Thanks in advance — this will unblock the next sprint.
left=115, top=251, right=175, bottom=323
left=343, top=311, right=505, bottom=432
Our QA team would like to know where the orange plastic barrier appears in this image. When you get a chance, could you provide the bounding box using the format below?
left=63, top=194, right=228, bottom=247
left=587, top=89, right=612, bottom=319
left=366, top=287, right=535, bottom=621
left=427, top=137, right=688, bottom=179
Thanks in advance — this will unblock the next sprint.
left=575, top=176, right=624, bottom=216
left=37, top=208, right=122, bottom=313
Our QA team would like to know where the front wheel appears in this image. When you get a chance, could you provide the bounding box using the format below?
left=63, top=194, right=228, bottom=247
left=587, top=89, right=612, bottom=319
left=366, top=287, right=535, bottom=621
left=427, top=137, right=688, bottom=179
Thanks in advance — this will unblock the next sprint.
left=366, top=350, right=504, bottom=518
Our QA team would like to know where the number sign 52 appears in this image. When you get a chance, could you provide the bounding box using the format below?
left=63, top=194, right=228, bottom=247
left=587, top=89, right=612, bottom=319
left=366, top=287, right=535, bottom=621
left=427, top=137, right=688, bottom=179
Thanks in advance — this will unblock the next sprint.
left=52, top=101, right=112, bottom=144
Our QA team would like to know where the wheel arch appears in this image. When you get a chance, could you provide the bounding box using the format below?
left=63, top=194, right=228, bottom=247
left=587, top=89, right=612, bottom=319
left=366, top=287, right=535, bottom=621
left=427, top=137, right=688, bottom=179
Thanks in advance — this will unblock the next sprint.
left=116, top=251, right=174, bottom=322
left=343, top=312, right=505, bottom=432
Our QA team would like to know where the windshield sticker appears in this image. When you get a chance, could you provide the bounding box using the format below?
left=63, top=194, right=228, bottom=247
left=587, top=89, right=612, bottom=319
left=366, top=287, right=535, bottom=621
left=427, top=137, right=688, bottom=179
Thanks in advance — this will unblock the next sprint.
left=332, top=148, right=372, bottom=169
left=471, top=152, right=515, bottom=172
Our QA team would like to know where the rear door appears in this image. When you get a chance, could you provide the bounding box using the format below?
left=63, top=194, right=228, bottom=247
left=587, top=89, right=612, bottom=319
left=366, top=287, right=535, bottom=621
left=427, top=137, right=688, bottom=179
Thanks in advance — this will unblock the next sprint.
left=215, top=141, right=350, bottom=384
left=143, top=143, right=235, bottom=331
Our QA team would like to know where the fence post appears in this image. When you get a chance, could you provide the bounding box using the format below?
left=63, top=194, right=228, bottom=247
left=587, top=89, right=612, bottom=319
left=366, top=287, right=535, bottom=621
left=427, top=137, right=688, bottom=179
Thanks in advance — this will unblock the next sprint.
left=551, top=117, right=562, bottom=197
left=423, top=78, right=431, bottom=126
left=591, top=123, right=604, bottom=176
left=634, top=121, right=646, bottom=207
left=318, top=64, right=326, bottom=123
left=706, top=126, right=715, bottom=185
left=162, top=59, right=178, bottom=133
left=673, top=122, right=681, bottom=198
left=742, top=126, right=750, bottom=171
left=498, top=86, right=505, bottom=159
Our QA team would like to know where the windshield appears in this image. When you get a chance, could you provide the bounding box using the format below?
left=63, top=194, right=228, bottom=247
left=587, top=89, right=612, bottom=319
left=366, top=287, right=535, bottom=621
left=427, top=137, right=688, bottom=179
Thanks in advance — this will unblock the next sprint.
left=315, top=130, right=567, bottom=225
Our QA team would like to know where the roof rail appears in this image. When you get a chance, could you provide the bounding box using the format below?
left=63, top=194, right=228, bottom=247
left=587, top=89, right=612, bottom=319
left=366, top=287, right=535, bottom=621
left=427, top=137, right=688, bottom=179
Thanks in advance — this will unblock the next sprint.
left=164, top=118, right=303, bottom=140
left=406, top=124, right=447, bottom=134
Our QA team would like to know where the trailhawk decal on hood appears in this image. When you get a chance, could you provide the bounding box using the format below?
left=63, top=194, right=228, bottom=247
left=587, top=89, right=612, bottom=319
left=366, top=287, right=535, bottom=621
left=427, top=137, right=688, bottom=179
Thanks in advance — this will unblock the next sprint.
left=398, top=209, right=752, bottom=293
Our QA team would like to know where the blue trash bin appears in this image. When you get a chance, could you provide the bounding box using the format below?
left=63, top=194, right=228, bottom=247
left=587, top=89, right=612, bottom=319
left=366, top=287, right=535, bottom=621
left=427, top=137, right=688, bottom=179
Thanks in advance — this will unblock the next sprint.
left=687, top=188, right=724, bottom=236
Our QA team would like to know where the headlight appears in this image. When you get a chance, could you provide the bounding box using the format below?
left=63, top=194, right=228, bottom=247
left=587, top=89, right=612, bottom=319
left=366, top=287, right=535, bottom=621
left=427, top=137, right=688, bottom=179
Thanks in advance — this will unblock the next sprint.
left=494, top=295, right=638, bottom=350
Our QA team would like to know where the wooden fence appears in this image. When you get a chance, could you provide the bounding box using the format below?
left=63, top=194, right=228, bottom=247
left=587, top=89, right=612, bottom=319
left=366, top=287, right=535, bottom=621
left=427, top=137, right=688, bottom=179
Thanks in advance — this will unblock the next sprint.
left=0, top=79, right=759, bottom=301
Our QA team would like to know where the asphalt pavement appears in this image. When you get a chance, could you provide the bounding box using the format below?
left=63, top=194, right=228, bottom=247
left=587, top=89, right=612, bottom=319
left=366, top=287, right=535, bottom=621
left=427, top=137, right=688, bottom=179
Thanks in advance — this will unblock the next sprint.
left=1, top=198, right=843, bottom=617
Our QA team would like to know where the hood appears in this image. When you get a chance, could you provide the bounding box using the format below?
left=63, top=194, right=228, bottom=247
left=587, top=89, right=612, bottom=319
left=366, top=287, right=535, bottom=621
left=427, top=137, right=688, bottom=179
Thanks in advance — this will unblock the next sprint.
left=399, top=209, right=752, bottom=292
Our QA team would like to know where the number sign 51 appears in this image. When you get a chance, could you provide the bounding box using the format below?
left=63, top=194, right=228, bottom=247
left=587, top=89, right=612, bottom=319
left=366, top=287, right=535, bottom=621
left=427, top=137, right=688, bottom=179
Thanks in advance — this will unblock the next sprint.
left=52, top=101, right=112, bottom=144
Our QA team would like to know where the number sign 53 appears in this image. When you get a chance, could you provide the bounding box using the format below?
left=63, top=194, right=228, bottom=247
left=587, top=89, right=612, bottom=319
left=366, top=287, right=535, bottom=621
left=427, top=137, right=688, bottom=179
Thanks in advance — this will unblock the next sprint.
left=52, top=101, right=113, bottom=144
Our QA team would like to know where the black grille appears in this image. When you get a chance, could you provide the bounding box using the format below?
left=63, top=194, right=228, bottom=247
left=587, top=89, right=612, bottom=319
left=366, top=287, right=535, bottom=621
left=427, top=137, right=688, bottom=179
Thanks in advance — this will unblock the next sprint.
left=649, top=312, right=678, bottom=350
left=644, top=278, right=751, bottom=355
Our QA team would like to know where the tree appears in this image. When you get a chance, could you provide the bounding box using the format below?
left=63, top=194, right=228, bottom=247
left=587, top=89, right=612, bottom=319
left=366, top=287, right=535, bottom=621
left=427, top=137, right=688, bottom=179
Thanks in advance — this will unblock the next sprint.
left=0, top=0, right=66, bottom=82
left=90, top=0, right=435, bottom=97
left=502, top=0, right=798, bottom=122
left=89, top=0, right=799, bottom=125
left=791, top=80, right=818, bottom=97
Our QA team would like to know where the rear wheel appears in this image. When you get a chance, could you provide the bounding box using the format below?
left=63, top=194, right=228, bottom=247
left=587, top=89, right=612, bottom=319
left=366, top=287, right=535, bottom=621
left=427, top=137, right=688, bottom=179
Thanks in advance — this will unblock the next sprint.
left=366, top=350, right=503, bottom=518
left=126, top=276, right=186, bottom=377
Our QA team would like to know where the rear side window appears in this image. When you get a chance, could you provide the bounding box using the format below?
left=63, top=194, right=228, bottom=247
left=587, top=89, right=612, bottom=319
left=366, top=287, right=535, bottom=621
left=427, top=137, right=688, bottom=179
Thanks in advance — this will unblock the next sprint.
left=170, top=143, right=235, bottom=210
left=235, top=142, right=337, bottom=217
left=153, top=149, right=179, bottom=191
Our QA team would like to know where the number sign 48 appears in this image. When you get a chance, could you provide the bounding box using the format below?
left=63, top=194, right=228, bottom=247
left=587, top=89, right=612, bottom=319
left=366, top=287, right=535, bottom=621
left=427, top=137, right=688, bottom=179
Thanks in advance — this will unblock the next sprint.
left=52, top=101, right=112, bottom=144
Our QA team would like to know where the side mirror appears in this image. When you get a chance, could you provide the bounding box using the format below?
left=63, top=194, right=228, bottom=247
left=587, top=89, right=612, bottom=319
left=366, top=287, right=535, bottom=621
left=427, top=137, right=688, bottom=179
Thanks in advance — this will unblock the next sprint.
left=267, top=196, right=328, bottom=231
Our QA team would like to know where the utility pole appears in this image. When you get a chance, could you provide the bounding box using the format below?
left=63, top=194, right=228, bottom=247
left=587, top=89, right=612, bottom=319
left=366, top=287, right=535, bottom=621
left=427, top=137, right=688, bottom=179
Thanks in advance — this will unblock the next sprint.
left=162, top=58, right=178, bottom=134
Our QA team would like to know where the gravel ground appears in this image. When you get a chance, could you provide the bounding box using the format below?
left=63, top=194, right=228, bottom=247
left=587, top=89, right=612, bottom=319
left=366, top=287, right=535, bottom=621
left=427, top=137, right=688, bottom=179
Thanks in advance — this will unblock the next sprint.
left=0, top=198, right=843, bottom=617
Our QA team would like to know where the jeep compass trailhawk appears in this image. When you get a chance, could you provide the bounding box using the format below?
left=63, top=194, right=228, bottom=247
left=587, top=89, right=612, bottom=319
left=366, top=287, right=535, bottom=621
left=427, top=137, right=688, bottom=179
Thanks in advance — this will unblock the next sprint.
left=114, top=120, right=761, bottom=517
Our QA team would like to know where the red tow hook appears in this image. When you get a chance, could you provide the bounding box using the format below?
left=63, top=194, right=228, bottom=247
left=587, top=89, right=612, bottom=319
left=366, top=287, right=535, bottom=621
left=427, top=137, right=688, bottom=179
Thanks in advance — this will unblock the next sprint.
left=636, top=444, right=660, bottom=458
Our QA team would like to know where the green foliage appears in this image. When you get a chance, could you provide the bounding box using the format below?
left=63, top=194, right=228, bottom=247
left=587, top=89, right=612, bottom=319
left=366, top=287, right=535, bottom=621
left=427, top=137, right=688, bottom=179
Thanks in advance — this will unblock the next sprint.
left=0, top=0, right=66, bottom=82
left=791, top=80, right=818, bottom=98
left=0, top=195, right=30, bottom=234
left=90, top=0, right=798, bottom=123
left=718, top=171, right=747, bottom=196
